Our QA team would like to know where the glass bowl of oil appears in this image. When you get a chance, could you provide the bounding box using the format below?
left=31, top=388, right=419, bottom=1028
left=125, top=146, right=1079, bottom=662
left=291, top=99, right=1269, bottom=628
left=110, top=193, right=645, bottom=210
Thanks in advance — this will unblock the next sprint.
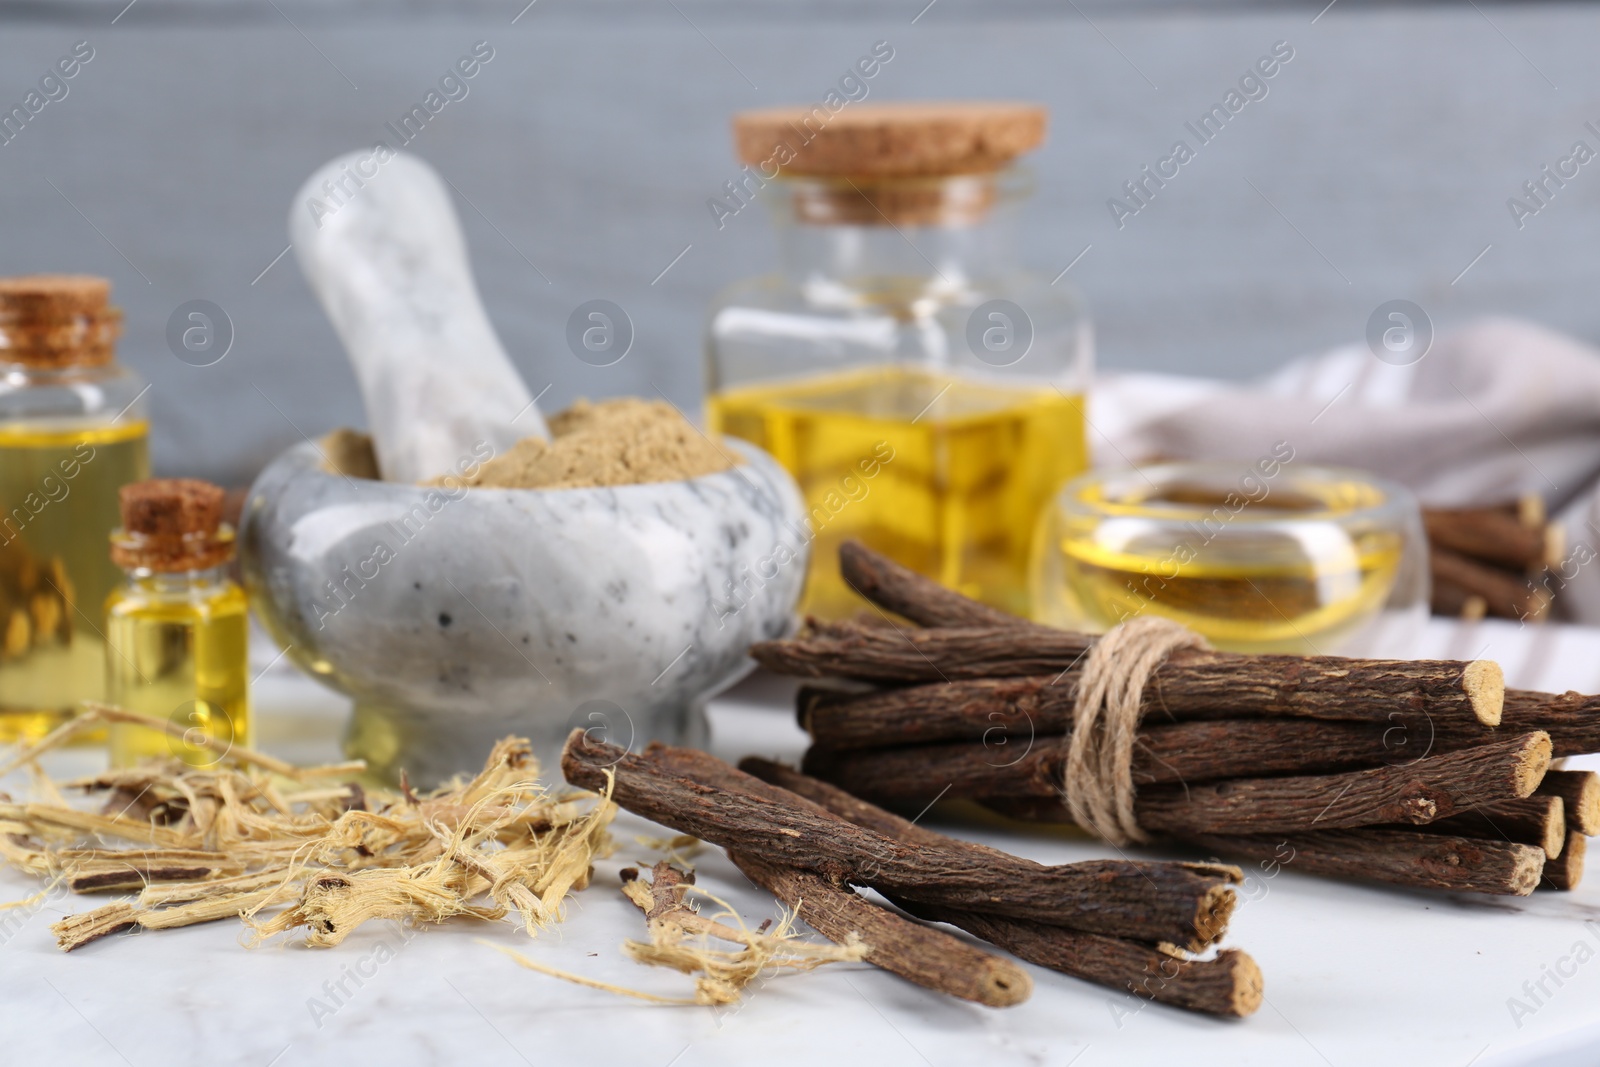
left=1030, top=462, right=1428, bottom=655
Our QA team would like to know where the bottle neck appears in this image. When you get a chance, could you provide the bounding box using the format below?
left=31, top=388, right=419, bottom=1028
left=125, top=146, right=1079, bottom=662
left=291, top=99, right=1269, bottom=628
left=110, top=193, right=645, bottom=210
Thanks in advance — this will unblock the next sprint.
left=121, top=564, right=233, bottom=596
left=2, top=359, right=122, bottom=385
left=771, top=172, right=1022, bottom=311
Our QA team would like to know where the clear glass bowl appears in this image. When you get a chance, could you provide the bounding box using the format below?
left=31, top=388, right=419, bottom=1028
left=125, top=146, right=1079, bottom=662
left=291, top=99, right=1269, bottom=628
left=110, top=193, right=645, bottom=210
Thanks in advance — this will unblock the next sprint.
left=1030, top=462, right=1428, bottom=655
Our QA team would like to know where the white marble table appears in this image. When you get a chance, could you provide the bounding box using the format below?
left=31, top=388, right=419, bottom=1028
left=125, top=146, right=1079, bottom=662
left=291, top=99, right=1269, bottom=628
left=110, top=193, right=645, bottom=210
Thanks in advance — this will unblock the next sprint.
left=5, top=618, right=1600, bottom=1067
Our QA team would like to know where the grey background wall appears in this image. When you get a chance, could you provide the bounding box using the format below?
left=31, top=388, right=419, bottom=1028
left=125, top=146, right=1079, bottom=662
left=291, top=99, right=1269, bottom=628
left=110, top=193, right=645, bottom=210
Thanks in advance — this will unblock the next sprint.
left=2, top=0, right=1598, bottom=484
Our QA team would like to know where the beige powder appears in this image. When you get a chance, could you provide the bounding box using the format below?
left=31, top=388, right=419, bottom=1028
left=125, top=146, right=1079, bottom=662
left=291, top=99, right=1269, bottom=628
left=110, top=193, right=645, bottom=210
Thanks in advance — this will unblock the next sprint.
left=456, top=398, right=740, bottom=489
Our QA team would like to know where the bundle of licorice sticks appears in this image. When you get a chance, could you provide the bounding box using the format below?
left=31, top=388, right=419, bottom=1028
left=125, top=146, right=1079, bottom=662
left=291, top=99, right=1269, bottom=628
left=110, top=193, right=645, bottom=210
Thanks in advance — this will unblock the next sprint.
left=1424, top=495, right=1563, bottom=622
left=751, top=542, right=1600, bottom=896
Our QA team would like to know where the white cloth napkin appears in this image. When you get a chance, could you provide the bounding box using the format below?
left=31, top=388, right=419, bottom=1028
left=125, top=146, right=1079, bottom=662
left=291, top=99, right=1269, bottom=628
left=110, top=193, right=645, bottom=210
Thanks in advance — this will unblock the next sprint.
left=1093, top=317, right=1600, bottom=622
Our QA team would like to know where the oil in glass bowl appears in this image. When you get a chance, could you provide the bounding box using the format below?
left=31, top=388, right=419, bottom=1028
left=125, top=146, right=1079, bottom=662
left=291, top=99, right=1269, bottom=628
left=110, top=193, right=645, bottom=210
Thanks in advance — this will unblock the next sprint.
left=1031, top=463, right=1427, bottom=654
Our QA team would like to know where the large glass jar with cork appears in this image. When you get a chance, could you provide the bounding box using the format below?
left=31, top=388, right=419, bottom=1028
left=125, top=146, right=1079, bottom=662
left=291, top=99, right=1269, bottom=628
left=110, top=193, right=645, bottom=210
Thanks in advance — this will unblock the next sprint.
left=705, top=103, right=1091, bottom=620
left=0, top=275, right=149, bottom=741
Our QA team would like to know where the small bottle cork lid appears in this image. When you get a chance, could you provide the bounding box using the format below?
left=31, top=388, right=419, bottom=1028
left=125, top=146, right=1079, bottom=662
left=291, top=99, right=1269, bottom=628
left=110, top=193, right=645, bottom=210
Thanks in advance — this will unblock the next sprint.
left=0, top=274, right=111, bottom=318
left=0, top=273, right=121, bottom=368
left=732, top=102, right=1047, bottom=179
left=111, top=479, right=235, bottom=572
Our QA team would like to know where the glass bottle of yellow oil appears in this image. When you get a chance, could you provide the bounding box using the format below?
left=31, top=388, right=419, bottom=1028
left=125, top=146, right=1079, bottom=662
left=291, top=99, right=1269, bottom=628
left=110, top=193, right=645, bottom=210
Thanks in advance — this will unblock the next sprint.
left=0, top=275, right=149, bottom=742
left=105, top=479, right=250, bottom=767
left=706, top=103, right=1091, bottom=619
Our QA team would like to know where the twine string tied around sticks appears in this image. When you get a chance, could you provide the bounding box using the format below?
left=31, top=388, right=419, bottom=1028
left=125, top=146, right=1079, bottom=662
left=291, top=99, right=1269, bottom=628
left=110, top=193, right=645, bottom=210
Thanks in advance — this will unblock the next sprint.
left=1063, top=615, right=1210, bottom=846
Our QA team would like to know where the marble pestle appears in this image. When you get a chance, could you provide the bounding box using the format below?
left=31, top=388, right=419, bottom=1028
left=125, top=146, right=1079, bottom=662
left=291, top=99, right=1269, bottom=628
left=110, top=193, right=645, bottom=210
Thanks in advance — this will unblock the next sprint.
left=290, top=150, right=545, bottom=484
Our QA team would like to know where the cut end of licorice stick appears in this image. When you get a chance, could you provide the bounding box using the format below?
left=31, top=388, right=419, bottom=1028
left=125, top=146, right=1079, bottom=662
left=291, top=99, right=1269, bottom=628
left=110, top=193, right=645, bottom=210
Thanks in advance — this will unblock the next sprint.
left=1223, top=951, right=1265, bottom=1018
left=1508, top=844, right=1548, bottom=895
left=1567, top=773, right=1600, bottom=836
left=1464, top=660, right=1506, bottom=726
left=1511, top=731, right=1554, bottom=798
left=1537, top=770, right=1600, bottom=836
left=1191, top=882, right=1239, bottom=952
left=1541, top=831, right=1587, bottom=891
left=1535, top=798, right=1566, bottom=860
left=976, top=957, right=1034, bottom=1008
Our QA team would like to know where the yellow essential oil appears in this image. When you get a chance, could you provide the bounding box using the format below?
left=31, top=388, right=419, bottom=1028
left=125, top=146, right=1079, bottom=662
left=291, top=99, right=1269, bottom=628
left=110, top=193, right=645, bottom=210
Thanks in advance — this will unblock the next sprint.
left=708, top=365, right=1088, bottom=619
left=0, top=421, right=150, bottom=742
left=104, top=479, right=250, bottom=767
left=1047, top=478, right=1406, bottom=654
left=106, top=577, right=250, bottom=766
left=0, top=274, right=146, bottom=741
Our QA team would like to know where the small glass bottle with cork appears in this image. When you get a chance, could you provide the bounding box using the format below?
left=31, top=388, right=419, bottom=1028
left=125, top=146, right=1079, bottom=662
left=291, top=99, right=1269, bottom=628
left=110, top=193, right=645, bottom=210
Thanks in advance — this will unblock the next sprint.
left=105, top=478, right=250, bottom=767
left=705, top=102, right=1092, bottom=620
left=0, top=274, right=149, bottom=742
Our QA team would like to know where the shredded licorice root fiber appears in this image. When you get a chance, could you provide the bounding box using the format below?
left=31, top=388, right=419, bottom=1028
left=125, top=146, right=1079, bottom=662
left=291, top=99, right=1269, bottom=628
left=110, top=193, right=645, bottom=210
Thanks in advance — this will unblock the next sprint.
left=1, top=707, right=868, bottom=1008
left=489, top=861, right=866, bottom=1007
left=0, top=705, right=614, bottom=952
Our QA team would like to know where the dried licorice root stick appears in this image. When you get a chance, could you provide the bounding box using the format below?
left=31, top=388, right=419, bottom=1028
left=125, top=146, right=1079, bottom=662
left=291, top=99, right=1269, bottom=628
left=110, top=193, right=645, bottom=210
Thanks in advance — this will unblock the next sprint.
left=803, top=738, right=1067, bottom=802
left=739, top=757, right=1262, bottom=1018
left=1498, top=691, right=1600, bottom=759
left=838, top=539, right=1046, bottom=630
left=1116, top=731, right=1550, bottom=835
left=808, top=731, right=1552, bottom=836
left=1540, top=832, right=1587, bottom=891
left=754, top=623, right=1092, bottom=683
left=758, top=624, right=1503, bottom=729
left=1430, top=571, right=1494, bottom=622
left=1423, top=795, right=1566, bottom=859
left=728, top=851, right=1032, bottom=1008
left=895, top=899, right=1263, bottom=1019
left=560, top=730, right=1240, bottom=950
left=801, top=719, right=1407, bottom=794
left=1423, top=503, right=1556, bottom=571
left=1182, top=829, right=1545, bottom=896
left=1538, top=770, right=1600, bottom=835
left=645, top=741, right=1238, bottom=908
left=1430, top=546, right=1549, bottom=622
left=800, top=681, right=1448, bottom=756
left=820, top=541, right=1505, bottom=728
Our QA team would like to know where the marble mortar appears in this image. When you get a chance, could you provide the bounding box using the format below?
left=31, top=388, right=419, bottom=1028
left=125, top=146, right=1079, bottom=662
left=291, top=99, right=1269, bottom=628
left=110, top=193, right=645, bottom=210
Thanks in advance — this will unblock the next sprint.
left=240, top=437, right=808, bottom=785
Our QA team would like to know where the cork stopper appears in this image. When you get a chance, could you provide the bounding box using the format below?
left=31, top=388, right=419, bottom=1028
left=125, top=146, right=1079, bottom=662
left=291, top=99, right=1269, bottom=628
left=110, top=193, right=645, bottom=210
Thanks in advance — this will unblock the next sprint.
left=111, top=479, right=235, bottom=572
left=0, top=273, right=122, bottom=368
left=732, top=102, right=1047, bottom=179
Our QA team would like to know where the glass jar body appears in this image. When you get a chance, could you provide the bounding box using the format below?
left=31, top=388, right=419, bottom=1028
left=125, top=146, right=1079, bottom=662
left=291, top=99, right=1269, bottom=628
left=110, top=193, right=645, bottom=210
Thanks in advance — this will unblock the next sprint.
left=105, top=565, right=251, bottom=767
left=0, top=360, right=150, bottom=740
left=706, top=173, right=1092, bottom=619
